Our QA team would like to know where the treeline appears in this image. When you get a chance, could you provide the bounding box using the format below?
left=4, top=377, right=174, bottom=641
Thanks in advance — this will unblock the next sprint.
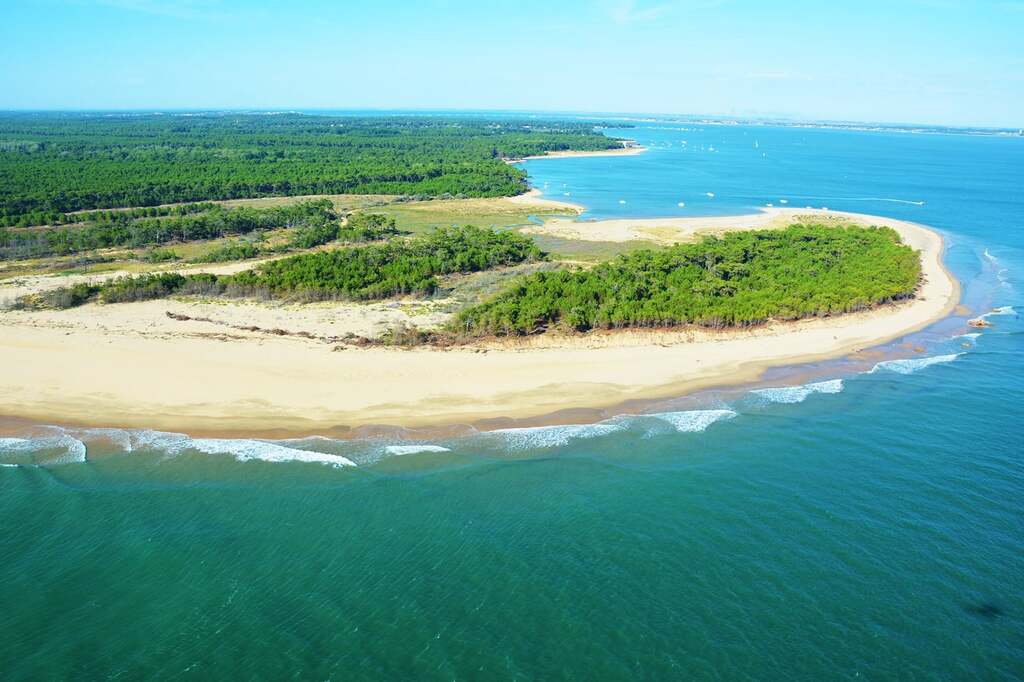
left=25, top=225, right=543, bottom=308
left=0, top=113, right=623, bottom=225
left=454, top=225, right=921, bottom=335
left=0, top=199, right=339, bottom=260
left=192, top=212, right=401, bottom=262
left=289, top=212, right=400, bottom=250
left=63, top=202, right=217, bottom=225
left=228, top=225, right=542, bottom=299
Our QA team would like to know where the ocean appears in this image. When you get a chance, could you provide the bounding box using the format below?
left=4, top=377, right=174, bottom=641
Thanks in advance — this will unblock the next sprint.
left=1, top=120, right=1022, bottom=679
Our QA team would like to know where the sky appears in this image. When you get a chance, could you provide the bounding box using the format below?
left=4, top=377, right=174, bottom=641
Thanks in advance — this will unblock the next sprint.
left=1, top=0, right=1022, bottom=127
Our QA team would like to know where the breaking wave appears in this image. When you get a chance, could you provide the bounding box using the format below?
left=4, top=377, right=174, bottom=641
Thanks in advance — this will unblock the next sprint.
left=0, top=428, right=355, bottom=468
left=870, top=354, right=962, bottom=375
left=186, top=439, right=356, bottom=467
left=489, top=423, right=625, bottom=449
left=750, top=379, right=844, bottom=405
left=0, top=433, right=87, bottom=466
left=646, top=409, right=737, bottom=432
left=383, top=445, right=452, bottom=456
left=978, top=305, right=1016, bottom=320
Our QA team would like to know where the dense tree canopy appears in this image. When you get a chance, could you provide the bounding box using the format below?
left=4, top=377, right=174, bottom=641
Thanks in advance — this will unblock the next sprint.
left=0, top=199, right=338, bottom=260
left=454, top=225, right=922, bottom=335
left=29, top=225, right=544, bottom=308
left=227, top=225, right=543, bottom=299
left=0, top=113, right=622, bottom=226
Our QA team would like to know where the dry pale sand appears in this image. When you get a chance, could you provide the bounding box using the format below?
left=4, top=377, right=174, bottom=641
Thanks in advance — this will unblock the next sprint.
left=0, top=208, right=958, bottom=435
left=524, top=206, right=837, bottom=244
left=505, top=188, right=585, bottom=212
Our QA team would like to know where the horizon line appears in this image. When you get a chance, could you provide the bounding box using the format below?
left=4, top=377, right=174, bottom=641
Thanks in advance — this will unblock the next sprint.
left=0, top=107, right=1020, bottom=132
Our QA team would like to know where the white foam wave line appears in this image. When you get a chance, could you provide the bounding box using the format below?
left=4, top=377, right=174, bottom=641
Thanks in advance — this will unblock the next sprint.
left=383, top=445, right=451, bottom=456
left=978, top=305, right=1016, bottom=320
left=750, top=379, right=844, bottom=405
left=491, top=423, right=625, bottom=449
left=0, top=434, right=86, bottom=465
left=870, top=353, right=962, bottom=375
left=187, top=439, right=356, bottom=467
left=648, top=409, right=737, bottom=432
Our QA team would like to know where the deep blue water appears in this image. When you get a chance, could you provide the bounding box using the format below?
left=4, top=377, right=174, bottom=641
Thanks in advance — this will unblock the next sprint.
left=1, top=121, right=1022, bottom=680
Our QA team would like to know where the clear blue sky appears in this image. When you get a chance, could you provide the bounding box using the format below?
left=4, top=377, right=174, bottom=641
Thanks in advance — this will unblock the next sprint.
left=2, top=0, right=1022, bottom=127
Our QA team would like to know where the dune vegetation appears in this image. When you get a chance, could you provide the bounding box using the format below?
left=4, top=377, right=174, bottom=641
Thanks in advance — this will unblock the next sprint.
left=453, top=224, right=921, bottom=336
left=20, top=223, right=921, bottom=347
left=22, top=225, right=544, bottom=308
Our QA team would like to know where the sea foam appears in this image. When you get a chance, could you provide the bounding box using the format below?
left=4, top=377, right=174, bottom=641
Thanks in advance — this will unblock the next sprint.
left=648, top=409, right=737, bottom=432
left=187, top=439, right=356, bottom=467
left=751, top=379, right=844, bottom=405
left=0, top=434, right=86, bottom=466
left=978, top=305, right=1016, bottom=320
left=870, top=353, right=962, bottom=375
left=490, top=423, right=624, bottom=449
left=383, top=445, right=451, bottom=456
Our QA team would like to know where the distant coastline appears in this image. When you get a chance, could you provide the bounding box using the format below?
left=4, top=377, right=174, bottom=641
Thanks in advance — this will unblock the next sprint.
left=507, top=141, right=646, bottom=163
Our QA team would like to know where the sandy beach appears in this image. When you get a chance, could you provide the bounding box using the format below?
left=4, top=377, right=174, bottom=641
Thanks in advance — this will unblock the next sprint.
left=509, top=142, right=646, bottom=162
left=0, top=203, right=959, bottom=435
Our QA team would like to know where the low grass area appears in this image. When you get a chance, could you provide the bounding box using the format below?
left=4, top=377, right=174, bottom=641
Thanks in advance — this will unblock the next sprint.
left=369, top=197, right=576, bottom=236
left=528, top=234, right=662, bottom=263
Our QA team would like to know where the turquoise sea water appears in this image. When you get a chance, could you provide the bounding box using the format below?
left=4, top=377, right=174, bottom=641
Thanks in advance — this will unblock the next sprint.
left=2, top=121, right=1023, bottom=680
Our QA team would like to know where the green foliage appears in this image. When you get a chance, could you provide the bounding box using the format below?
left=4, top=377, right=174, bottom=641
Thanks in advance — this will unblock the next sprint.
left=143, top=248, right=180, bottom=263
left=454, top=224, right=922, bottom=336
left=98, top=273, right=188, bottom=304
left=194, top=240, right=262, bottom=263
left=225, top=225, right=544, bottom=300
left=0, top=199, right=337, bottom=260
left=38, top=282, right=100, bottom=309
left=337, top=213, right=401, bottom=242
left=284, top=212, right=400, bottom=250
left=30, top=225, right=544, bottom=309
left=0, top=113, right=622, bottom=226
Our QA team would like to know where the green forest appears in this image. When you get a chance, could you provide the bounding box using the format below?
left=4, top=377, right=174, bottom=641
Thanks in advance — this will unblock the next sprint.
left=453, top=225, right=921, bottom=335
left=226, top=224, right=542, bottom=299
left=0, top=113, right=622, bottom=226
left=0, top=199, right=338, bottom=259
left=28, top=225, right=543, bottom=308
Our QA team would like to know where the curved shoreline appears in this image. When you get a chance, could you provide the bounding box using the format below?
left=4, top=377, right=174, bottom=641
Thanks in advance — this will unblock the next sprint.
left=0, top=204, right=959, bottom=437
left=509, top=144, right=646, bottom=163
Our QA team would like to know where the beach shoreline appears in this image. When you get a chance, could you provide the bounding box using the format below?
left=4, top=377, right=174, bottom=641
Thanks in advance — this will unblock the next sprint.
left=0, top=202, right=960, bottom=437
left=508, top=143, right=646, bottom=163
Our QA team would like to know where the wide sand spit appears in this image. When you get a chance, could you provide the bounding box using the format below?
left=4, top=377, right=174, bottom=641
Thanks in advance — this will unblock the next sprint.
left=0, top=203, right=958, bottom=435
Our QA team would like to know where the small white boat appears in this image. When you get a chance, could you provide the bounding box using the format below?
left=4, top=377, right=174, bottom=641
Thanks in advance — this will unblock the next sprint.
left=779, top=199, right=788, bottom=204
left=677, top=202, right=685, bottom=207
left=705, top=192, right=715, bottom=198
left=618, top=200, right=626, bottom=204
